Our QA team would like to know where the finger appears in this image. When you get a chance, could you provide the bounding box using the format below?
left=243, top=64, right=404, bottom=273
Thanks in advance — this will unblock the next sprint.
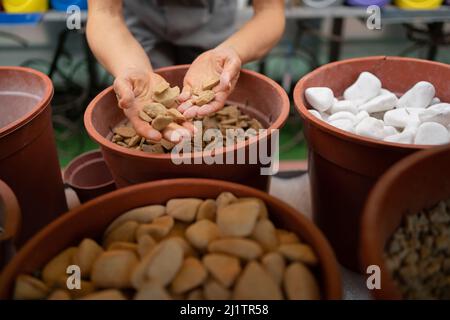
left=114, top=78, right=135, bottom=109
left=163, top=123, right=191, bottom=143
left=177, top=100, right=193, bottom=113
left=183, top=105, right=200, bottom=119
left=179, top=84, right=192, bottom=102
left=124, top=109, right=162, bottom=141
left=197, top=91, right=227, bottom=116
left=214, top=58, right=240, bottom=93
left=181, top=121, right=196, bottom=135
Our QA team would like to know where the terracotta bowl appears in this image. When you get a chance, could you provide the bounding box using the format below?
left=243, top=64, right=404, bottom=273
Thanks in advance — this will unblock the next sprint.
left=360, top=145, right=450, bottom=299
left=84, top=66, right=290, bottom=191
left=63, top=150, right=116, bottom=203
left=0, top=179, right=21, bottom=269
left=0, top=178, right=342, bottom=300
left=293, top=56, right=450, bottom=270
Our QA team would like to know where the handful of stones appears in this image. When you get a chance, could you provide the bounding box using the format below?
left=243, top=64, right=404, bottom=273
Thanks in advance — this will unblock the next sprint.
left=305, top=72, right=450, bottom=145
left=13, top=192, right=321, bottom=300
left=384, top=198, right=450, bottom=299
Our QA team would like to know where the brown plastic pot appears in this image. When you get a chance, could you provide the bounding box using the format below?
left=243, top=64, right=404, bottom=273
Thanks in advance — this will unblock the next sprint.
left=84, top=66, right=289, bottom=191
left=361, top=145, right=450, bottom=299
left=63, top=150, right=116, bottom=203
left=0, top=179, right=21, bottom=269
left=0, top=178, right=342, bottom=300
left=0, top=67, right=68, bottom=245
left=293, top=56, right=450, bottom=271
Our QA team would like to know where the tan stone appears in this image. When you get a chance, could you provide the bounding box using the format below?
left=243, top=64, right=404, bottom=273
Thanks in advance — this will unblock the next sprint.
left=278, top=243, right=318, bottom=266
left=91, top=250, right=138, bottom=288
left=217, top=201, right=260, bottom=237
left=196, top=199, right=217, bottom=221
left=208, top=238, right=263, bottom=260
left=284, top=263, right=320, bottom=300
left=185, top=220, right=220, bottom=251
left=233, top=262, right=282, bottom=300
left=73, top=238, right=104, bottom=278
left=171, top=257, right=208, bottom=294
left=13, top=275, right=49, bottom=300
left=166, top=198, right=203, bottom=222
left=203, top=254, right=241, bottom=288
left=106, top=205, right=165, bottom=234
left=42, top=247, right=77, bottom=286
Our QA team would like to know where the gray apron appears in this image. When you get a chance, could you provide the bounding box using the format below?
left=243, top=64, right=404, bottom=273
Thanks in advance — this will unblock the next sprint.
left=123, top=0, right=237, bottom=68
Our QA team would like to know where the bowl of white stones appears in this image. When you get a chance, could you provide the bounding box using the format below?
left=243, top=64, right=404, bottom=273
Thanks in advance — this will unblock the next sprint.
left=293, top=56, right=450, bottom=270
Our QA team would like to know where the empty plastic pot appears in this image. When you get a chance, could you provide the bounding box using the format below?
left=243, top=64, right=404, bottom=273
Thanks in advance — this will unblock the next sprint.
left=0, top=67, right=67, bottom=245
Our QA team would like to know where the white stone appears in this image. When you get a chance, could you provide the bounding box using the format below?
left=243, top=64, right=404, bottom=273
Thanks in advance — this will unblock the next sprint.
left=396, top=81, right=435, bottom=109
left=419, top=103, right=450, bottom=127
left=330, top=100, right=358, bottom=114
left=305, top=87, right=334, bottom=112
left=383, top=108, right=424, bottom=128
left=384, top=130, right=415, bottom=144
left=328, top=119, right=354, bottom=132
left=355, top=117, right=386, bottom=140
left=383, top=126, right=398, bottom=137
left=358, top=92, right=398, bottom=113
left=430, top=97, right=441, bottom=106
left=308, top=109, right=322, bottom=120
left=343, top=72, right=382, bottom=104
left=379, top=88, right=394, bottom=96
left=355, top=111, right=370, bottom=124
left=328, top=111, right=356, bottom=123
left=414, top=122, right=450, bottom=145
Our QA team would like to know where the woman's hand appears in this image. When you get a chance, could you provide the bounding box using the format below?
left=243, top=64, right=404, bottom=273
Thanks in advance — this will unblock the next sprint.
left=113, top=69, right=193, bottom=142
left=178, top=47, right=242, bottom=119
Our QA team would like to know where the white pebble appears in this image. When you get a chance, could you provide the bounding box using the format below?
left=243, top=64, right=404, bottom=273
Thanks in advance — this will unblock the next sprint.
left=396, top=81, right=435, bottom=109
left=358, top=92, right=398, bottom=113
left=384, top=130, right=415, bottom=144
left=379, top=88, right=394, bottom=96
left=414, top=122, right=450, bottom=145
left=355, top=111, right=370, bottom=124
left=308, top=109, right=323, bottom=120
left=328, top=111, right=356, bottom=123
left=355, top=117, right=386, bottom=140
left=328, top=119, right=354, bottom=133
left=430, top=97, right=441, bottom=106
left=305, top=87, right=334, bottom=112
left=419, top=103, right=450, bottom=127
left=330, top=100, right=358, bottom=114
left=383, top=108, right=424, bottom=128
left=383, top=126, right=398, bottom=137
left=343, top=72, right=381, bottom=104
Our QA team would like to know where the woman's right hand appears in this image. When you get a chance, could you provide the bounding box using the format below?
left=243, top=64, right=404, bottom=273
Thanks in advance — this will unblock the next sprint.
left=113, top=69, right=194, bottom=142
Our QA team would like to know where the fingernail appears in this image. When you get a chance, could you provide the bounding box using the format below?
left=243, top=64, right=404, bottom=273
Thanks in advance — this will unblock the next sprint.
left=147, top=130, right=161, bottom=141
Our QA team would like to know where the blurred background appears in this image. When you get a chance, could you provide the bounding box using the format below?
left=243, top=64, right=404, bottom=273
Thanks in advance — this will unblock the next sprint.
left=0, top=0, right=449, bottom=166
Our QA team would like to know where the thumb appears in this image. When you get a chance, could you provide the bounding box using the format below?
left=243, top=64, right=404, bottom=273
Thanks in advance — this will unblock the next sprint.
left=114, top=77, right=135, bottom=109
left=179, top=84, right=192, bottom=102
left=215, top=57, right=240, bottom=93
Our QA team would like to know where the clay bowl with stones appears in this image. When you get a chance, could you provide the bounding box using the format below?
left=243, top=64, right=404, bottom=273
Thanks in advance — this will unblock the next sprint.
left=360, top=144, right=450, bottom=299
left=293, top=56, right=450, bottom=271
left=84, top=65, right=289, bottom=191
left=0, top=179, right=21, bottom=269
left=0, top=178, right=341, bottom=299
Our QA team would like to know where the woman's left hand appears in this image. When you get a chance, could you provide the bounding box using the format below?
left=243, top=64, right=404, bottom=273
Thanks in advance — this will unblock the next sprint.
left=178, top=47, right=242, bottom=119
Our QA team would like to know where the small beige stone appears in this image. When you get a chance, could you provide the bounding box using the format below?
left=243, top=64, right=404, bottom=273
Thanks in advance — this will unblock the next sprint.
left=203, top=279, right=230, bottom=300
left=106, top=205, right=165, bottom=234
left=137, top=234, right=156, bottom=258
left=216, top=192, right=237, bottom=209
left=47, top=289, right=71, bottom=300
left=262, top=252, right=285, bottom=285
left=187, top=289, right=204, bottom=300
left=160, top=138, right=176, bottom=150
left=113, top=126, right=136, bottom=138
left=13, top=275, right=49, bottom=300
left=139, top=110, right=152, bottom=122
left=208, top=238, right=263, bottom=260
left=278, top=243, right=318, bottom=266
left=153, top=86, right=180, bottom=108
left=108, top=241, right=138, bottom=254
left=166, top=198, right=203, bottom=222
left=167, top=108, right=186, bottom=123
left=166, top=236, right=196, bottom=257
left=131, top=239, right=184, bottom=288
left=171, top=257, right=208, bottom=294
left=202, top=76, right=220, bottom=90
left=142, top=143, right=164, bottom=154
left=284, top=262, right=320, bottom=300
left=237, top=198, right=269, bottom=219
left=73, top=238, right=104, bottom=278
left=233, top=262, right=282, bottom=300
left=251, top=219, right=278, bottom=251
left=143, top=102, right=167, bottom=118
left=185, top=220, right=220, bottom=251
left=196, top=199, right=217, bottom=221
left=152, top=115, right=173, bottom=131
left=203, top=254, right=241, bottom=288
left=154, top=80, right=170, bottom=95
left=277, top=229, right=301, bottom=244
left=128, top=135, right=141, bottom=147
left=194, top=90, right=215, bottom=106
left=103, top=220, right=139, bottom=248
left=134, top=282, right=171, bottom=300
left=136, top=215, right=174, bottom=240
left=54, top=278, right=95, bottom=299
left=81, top=289, right=126, bottom=300
left=42, top=247, right=77, bottom=286
left=91, top=250, right=138, bottom=288
left=217, top=201, right=260, bottom=237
